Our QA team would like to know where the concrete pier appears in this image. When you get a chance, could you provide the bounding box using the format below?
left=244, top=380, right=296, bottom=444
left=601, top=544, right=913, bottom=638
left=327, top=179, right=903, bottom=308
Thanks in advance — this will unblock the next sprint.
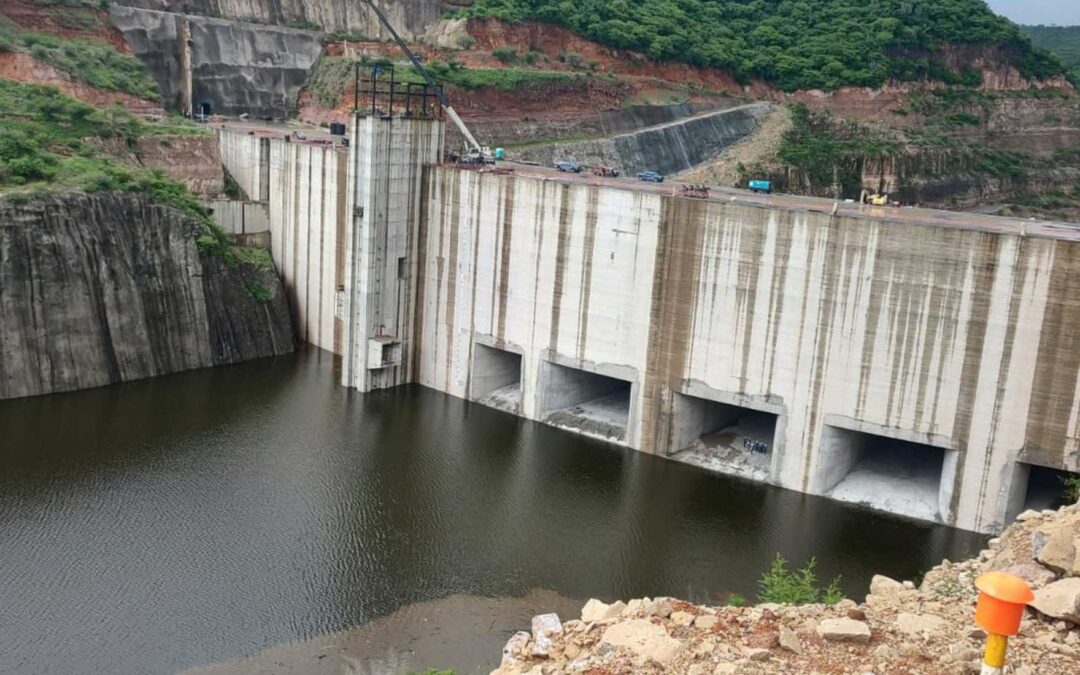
left=219, top=120, right=1080, bottom=534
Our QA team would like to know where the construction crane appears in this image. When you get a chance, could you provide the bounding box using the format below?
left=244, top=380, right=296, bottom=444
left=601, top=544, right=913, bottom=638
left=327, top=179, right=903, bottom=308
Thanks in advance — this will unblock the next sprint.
left=359, top=0, right=493, bottom=163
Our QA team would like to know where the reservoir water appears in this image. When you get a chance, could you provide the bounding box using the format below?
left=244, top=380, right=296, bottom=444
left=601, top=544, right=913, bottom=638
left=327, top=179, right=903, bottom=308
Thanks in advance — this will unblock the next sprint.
left=0, top=349, right=985, bottom=674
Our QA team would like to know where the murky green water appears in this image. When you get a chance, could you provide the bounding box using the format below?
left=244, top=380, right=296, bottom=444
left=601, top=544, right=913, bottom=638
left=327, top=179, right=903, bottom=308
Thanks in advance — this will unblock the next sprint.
left=0, top=349, right=985, bottom=674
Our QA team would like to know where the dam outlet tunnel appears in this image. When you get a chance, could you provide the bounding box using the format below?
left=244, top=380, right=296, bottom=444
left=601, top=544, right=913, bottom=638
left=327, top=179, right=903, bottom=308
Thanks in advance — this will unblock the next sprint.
left=539, top=361, right=633, bottom=443
left=1007, top=462, right=1080, bottom=518
left=816, top=424, right=957, bottom=524
left=669, top=393, right=779, bottom=482
left=470, top=343, right=523, bottom=414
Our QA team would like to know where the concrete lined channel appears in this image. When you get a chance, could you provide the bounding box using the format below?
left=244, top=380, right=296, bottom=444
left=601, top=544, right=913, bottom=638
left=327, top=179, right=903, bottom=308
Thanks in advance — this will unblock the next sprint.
left=0, top=350, right=988, bottom=675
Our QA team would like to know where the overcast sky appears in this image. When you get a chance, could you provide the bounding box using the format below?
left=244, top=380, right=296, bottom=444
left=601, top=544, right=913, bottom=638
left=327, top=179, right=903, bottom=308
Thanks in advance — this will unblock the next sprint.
left=985, top=0, right=1080, bottom=25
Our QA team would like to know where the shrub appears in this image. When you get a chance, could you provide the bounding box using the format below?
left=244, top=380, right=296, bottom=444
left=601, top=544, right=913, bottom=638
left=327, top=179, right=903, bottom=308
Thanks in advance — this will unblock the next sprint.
left=491, top=46, right=518, bottom=64
left=757, top=554, right=843, bottom=605
left=561, top=51, right=583, bottom=69
left=1063, top=474, right=1080, bottom=503
left=245, top=281, right=273, bottom=304
left=456, top=35, right=476, bottom=49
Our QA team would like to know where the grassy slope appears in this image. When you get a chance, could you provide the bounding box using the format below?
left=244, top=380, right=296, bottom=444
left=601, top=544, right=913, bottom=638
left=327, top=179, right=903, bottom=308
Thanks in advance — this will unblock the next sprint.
left=0, top=13, right=159, bottom=100
left=464, top=0, right=1064, bottom=91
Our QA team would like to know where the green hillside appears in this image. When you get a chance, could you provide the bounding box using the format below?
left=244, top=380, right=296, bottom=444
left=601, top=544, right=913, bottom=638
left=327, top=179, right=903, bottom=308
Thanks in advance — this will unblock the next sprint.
left=1021, top=25, right=1080, bottom=84
left=464, top=0, right=1064, bottom=91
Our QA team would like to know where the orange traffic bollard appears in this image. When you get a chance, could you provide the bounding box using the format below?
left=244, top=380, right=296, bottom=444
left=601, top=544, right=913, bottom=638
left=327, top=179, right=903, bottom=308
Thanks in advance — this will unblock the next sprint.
left=974, top=572, right=1034, bottom=675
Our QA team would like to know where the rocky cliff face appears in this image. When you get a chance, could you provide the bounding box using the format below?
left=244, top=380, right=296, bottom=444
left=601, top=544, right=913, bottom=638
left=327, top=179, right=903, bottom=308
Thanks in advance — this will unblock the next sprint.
left=112, top=0, right=449, bottom=38
left=109, top=5, right=323, bottom=117
left=0, top=192, right=295, bottom=400
left=513, top=103, right=771, bottom=176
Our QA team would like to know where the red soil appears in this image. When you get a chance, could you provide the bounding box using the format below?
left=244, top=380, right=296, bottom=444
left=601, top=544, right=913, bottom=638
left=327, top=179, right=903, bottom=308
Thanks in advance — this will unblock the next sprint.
left=0, top=0, right=131, bottom=52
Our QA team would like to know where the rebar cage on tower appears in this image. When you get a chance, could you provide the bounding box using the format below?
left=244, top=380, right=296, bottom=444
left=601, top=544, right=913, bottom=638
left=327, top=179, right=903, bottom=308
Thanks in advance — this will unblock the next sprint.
left=353, top=63, right=445, bottom=120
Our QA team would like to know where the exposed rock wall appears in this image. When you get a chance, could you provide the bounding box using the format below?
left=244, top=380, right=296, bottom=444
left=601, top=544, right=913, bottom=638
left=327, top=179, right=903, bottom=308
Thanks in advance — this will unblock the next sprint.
left=112, top=0, right=447, bottom=38
left=512, top=103, right=772, bottom=175
left=0, top=192, right=294, bottom=400
left=109, top=5, right=323, bottom=118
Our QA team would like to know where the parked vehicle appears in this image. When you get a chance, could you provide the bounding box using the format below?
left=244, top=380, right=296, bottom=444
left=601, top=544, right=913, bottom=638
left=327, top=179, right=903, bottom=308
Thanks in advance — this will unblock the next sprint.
left=555, top=160, right=583, bottom=173
left=592, top=165, right=620, bottom=177
left=748, top=179, right=772, bottom=194
left=637, top=170, right=664, bottom=183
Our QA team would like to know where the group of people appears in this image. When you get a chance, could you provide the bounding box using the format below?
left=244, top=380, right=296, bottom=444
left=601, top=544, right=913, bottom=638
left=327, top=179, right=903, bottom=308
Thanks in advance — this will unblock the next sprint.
left=742, top=437, right=768, bottom=455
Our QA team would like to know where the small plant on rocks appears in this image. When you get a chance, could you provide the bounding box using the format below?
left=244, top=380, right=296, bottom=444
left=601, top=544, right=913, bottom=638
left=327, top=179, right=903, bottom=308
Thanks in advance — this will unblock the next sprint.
left=757, top=554, right=843, bottom=605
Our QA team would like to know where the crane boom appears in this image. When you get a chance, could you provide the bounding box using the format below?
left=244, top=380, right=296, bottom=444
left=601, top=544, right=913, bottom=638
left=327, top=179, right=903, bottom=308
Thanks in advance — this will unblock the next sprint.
left=359, top=0, right=484, bottom=154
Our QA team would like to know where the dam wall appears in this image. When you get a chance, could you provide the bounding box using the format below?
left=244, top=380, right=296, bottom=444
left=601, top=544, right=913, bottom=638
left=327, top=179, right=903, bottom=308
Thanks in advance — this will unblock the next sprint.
left=223, top=116, right=1079, bottom=534
left=413, top=166, right=1080, bottom=534
left=218, top=116, right=443, bottom=359
left=219, top=129, right=349, bottom=353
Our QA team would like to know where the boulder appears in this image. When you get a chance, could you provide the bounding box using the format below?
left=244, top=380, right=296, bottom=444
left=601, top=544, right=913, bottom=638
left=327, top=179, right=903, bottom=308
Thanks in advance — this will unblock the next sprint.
left=531, top=613, right=563, bottom=657
left=623, top=598, right=647, bottom=617
left=1016, top=509, right=1043, bottom=522
left=1033, top=513, right=1080, bottom=575
left=581, top=599, right=626, bottom=624
left=671, top=610, right=696, bottom=626
left=695, top=614, right=719, bottom=630
left=649, top=597, right=675, bottom=618
left=869, top=575, right=904, bottom=596
left=896, top=612, right=948, bottom=637
left=778, top=624, right=802, bottom=653
left=816, top=618, right=871, bottom=643
left=1001, top=563, right=1058, bottom=589
left=600, top=619, right=683, bottom=664
left=1030, top=578, right=1080, bottom=624
left=501, top=631, right=531, bottom=667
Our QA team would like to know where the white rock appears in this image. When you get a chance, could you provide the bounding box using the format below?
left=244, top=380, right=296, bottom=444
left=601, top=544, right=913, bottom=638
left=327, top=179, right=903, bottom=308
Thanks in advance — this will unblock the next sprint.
left=779, top=624, right=802, bottom=653
left=713, top=665, right=738, bottom=675
left=531, top=613, right=563, bottom=657
left=501, top=631, right=531, bottom=667
left=1031, top=578, right=1080, bottom=624
left=649, top=597, right=674, bottom=618
left=816, top=618, right=871, bottom=643
left=868, top=575, right=904, bottom=600
left=743, top=647, right=771, bottom=661
left=695, top=614, right=719, bottom=630
left=671, top=610, right=696, bottom=626
left=623, top=598, right=646, bottom=617
left=581, top=599, right=626, bottom=624
left=600, top=619, right=682, bottom=664
left=896, top=612, right=948, bottom=637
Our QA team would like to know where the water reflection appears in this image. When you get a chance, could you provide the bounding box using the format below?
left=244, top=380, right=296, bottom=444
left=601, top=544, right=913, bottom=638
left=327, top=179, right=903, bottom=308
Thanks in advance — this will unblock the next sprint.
left=0, top=349, right=985, bottom=675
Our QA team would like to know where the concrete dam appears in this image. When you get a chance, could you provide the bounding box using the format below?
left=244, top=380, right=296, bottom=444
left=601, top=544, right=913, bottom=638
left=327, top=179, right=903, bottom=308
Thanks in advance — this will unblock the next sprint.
left=219, top=115, right=1080, bottom=535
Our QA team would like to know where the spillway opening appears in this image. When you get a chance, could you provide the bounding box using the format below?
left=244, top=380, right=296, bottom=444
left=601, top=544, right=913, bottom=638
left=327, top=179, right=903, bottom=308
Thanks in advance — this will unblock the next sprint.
left=470, top=343, right=523, bottom=414
left=818, top=426, right=952, bottom=523
left=669, top=393, right=778, bottom=482
left=540, top=362, right=632, bottom=443
left=1015, top=463, right=1080, bottom=513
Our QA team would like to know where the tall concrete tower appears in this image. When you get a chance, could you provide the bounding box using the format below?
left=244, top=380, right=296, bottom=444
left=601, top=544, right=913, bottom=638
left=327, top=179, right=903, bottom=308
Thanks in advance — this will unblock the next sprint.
left=341, top=114, right=444, bottom=392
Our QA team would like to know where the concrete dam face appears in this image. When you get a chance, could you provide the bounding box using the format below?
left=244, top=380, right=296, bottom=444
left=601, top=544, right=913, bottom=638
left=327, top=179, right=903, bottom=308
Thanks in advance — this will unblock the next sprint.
left=219, top=119, right=1080, bottom=535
